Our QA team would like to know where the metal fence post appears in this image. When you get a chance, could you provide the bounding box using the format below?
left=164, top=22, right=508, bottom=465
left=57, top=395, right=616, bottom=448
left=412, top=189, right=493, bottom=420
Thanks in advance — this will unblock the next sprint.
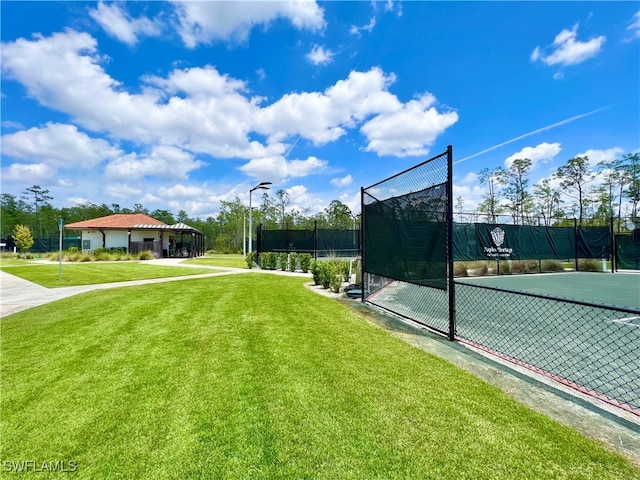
left=447, top=145, right=456, bottom=341
left=360, top=187, right=365, bottom=303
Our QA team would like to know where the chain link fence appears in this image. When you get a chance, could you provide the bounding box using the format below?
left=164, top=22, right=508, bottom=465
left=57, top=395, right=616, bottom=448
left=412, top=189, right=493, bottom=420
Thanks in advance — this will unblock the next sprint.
left=360, top=145, right=639, bottom=416
left=455, top=282, right=640, bottom=414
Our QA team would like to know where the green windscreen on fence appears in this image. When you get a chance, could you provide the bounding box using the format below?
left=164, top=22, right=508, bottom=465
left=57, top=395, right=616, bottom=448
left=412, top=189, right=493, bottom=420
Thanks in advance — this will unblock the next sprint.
left=316, top=229, right=359, bottom=254
left=258, top=227, right=359, bottom=255
left=260, top=229, right=314, bottom=252
left=453, top=223, right=611, bottom=262
left=364, top=187, right=447, bottom=289
left=616, top=232, right=640, bottom=270
left=577, top=226, right=610, bottom=258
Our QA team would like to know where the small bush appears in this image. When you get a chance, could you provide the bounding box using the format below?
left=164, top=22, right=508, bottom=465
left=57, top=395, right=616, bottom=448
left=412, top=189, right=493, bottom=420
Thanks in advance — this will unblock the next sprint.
left=499, top=260, right=511, bottom=275
left=278, top=252, right=288, bottom=271
left=299, top=253, right=312, bottom=273
left=329, top=263, right=343, bottom=293
left=137, top=250, right=154, bottom=260
left=311, top=261, right=322, bottom=285
left=454, top=262, right=468, bottom=277
left=260, top=252, right=277, bottom=270
left=68, top=246, right=80, bottom=254
left=319, top=263, right=332, bottom=289
left=474, top=262, right=488, bottom=276
left=541, top=259, right=564, bottom=272
left=578, top=258, right=599, bottom=272
left=289, top=253, right=298, bottom=272
left=245, top=252, right=255, bottom=269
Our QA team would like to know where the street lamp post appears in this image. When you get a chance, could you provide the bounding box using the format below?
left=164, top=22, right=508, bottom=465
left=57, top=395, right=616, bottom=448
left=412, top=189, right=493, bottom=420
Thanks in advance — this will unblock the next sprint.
left=249, top=181, right=272, bottom=254
left=242, top=206, right=252, bottom=257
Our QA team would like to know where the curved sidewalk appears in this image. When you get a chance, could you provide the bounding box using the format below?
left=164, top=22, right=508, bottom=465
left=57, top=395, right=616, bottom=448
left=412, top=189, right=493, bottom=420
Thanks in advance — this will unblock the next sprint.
left=0, top=259, right=311, bottom=318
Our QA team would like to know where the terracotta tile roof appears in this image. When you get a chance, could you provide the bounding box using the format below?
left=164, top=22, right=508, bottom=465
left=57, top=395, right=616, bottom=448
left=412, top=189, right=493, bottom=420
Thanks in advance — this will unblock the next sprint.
left=65, top=214, right=168, bottom=229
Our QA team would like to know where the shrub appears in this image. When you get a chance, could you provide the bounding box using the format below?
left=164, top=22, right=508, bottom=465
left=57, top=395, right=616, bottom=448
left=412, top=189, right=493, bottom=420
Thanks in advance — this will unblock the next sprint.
left=137, top=250, right=154, bottom=260
left=454, top=262, right=468, bottom=277
left=245, top=252, right=255, bottom=269
left=541, top=259, right=564, bottom=272
left=499, top=260, right=511, bottom=275
left=319, top=262, right=332, bottom=289
left=338, top=260, right=350, bottom=282
left=289, top=252, right=298, bottom=272
left=260, top=252, right=277, bottom=270
left=68, top=246, right=80, bottom=254
left=11, top=224, right=34, bottom=257
left=93, top=248, right=111, bottom=261
left=330, top=263, right=343, bottom=293
left=578, top=258, right=599, bottom=272
left=278, top=252, right=288, bottom=271
left=299, top=253, right=312, bottom=273
left=311, top=261, right=322, bottom=285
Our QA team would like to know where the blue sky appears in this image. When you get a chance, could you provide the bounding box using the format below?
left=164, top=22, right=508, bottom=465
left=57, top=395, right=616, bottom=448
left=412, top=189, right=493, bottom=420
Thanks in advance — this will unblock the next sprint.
left=2, top=1, right=639, bottom=219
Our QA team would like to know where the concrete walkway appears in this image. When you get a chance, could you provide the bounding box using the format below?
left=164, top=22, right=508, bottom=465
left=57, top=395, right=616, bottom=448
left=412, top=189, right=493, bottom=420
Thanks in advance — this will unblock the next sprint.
left=0, top=258, right=310, bottom=318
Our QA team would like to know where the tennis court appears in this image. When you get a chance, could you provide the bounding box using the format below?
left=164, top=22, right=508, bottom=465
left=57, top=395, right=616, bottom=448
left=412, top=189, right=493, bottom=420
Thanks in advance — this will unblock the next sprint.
left=457, top=271, right=640, bottom=310
left=366, top=273, right=640, bottom=414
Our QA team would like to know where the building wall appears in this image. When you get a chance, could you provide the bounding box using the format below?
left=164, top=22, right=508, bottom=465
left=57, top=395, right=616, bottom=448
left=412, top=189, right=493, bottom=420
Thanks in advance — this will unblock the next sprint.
left=81, top=229, right=162, bottom=251
left=81, top=230, right=103, bottom=251
left=130, top=230, right=160, bottom=242
left=107, top=231, right=129, bottom=249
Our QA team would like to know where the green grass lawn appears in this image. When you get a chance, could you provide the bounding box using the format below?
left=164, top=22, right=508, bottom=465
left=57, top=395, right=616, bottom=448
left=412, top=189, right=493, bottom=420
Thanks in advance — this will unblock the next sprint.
left=1, top=275, right=638, bottom=479
left=184, top=253, right=248, bottom=269
left=0, top=262, right=215, bottom=288
left=0, top=257, right=32, bottom=267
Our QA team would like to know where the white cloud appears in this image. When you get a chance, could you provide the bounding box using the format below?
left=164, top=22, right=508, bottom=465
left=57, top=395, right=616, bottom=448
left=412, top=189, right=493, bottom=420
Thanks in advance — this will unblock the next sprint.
left=104, top=146, right=205, bottom=181
left=1, top=120, right=23, bottom=130
left=88, top=2, right=162, bottom=46
left=306, top=45, right=335, bottom=66
left=1, top=163, right=57, bottom=183
left=254, top=67, right=400, bottom=145
left=360, top=93, right=458, bottom=157
left=452, top=183, right=485, bottom=212
left=331, top=174, right=353, bottom=187
left=461, top=172, right=478, bottom=184
left=531, top=24, right=605, bottom=67
left=575, top=147, right=624, bottom=168
left=157, top=184, right=208, bottom=199
left=104, top=183, right=144, bottom=199
left=1, top=123, right=121, bottom=168
left=628, top=11, right=640, bottom=39
left=1, top=31, right=457, bottom=172
left=172, top=1, right=325, bottom=47
left=239, top=155, right=327, bottom=182
left=285, top=184, right=327, bottom=214
left=504, top=142, right=562, bottom=170
left=350, top=17, right=376, bottom=36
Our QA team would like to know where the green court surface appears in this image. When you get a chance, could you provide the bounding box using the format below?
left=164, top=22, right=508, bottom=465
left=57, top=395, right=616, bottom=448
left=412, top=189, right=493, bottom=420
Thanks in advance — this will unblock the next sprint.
left=456, top=272, right=640, bottom=310
left=366, top=273, right=640, bottom=413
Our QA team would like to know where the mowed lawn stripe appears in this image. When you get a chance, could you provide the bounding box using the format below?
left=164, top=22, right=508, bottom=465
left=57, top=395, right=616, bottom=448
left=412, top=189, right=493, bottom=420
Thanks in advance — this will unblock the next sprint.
left=1, top=274, right=637, bottom=479
left=0, top=262, right=217, bottom=287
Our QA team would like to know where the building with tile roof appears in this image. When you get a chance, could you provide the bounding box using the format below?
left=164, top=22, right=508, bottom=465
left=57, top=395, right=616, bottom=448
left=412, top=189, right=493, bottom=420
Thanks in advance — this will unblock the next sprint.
left=65, top=214, right=205, bottom=258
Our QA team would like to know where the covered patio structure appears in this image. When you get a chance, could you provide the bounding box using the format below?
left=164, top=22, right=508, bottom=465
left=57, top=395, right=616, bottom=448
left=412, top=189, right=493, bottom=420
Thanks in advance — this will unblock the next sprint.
left=130, top=222, right=206, bottom=258
left=65, top=214, right=206, bottom=258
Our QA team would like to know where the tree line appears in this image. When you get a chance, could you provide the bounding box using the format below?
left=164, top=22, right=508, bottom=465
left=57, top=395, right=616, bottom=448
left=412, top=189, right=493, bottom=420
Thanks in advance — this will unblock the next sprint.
left=1, top=187, right=357, bottom=253
left=465, top=152, right=639, bottom=228
left=3, top=151, right=638, bottom=253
